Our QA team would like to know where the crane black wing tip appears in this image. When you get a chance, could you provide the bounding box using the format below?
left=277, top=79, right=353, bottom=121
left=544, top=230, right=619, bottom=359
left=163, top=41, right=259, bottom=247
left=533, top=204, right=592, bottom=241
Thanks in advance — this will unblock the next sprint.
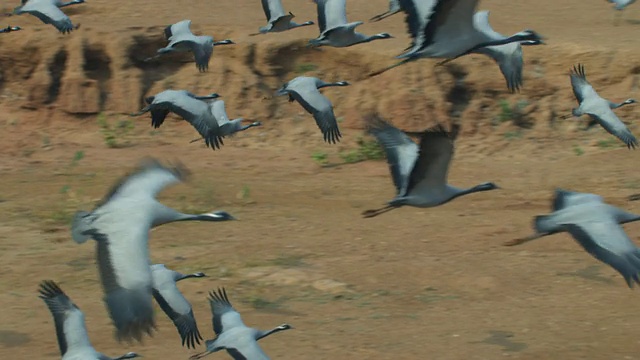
left=38, top=280, right=64, bottom=299
left=191, top=330, right=204, bottom=348
left=181, top=328, right=203, bottom=349
left=208, top=287, right=231, bottom=305
left=323, top=132, right=342, bottom=144
left=363, top=112, right=392, bottom=134
left=570, top=63, right=587, bottom=78
left=204, top=135, right=224, bottom=150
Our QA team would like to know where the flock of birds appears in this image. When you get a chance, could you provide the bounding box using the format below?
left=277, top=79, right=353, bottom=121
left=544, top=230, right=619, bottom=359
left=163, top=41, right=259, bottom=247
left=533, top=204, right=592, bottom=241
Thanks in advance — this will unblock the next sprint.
left=3, top=0, right=640, bottom=359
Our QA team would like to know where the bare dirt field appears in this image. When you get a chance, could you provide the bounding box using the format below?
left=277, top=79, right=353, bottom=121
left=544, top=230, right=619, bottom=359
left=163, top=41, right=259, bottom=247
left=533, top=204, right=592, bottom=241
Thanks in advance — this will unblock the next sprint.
left=2, top=0, right=640, bottom=359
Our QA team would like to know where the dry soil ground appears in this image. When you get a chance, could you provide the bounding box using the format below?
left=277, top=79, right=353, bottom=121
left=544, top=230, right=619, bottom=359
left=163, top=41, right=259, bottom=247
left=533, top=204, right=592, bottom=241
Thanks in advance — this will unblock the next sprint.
left=2, top=0, right=640, bottom=359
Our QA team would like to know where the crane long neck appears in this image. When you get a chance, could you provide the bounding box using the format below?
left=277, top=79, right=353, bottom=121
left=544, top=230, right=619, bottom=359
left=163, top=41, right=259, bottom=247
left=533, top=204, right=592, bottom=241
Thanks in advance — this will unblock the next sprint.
left=114, top=353, right=138, bottom=360
left=609, top=100, right=634, bottom=109
left=256, top=327, right=286, bottom=340
left=291, top=21, right=314, bottom=28
left=240, top=122, right=261, bottom=131
left=195, top=95, right=219, bottom=100
left=363, top=34, right=388, bottom=43
left=59, top=1, right=80, bottom=7
left=617, top=212, right=640, bottom=225
left=461, top=33, right=538, bottom=61
left=317, top=82, right=347, bottom=89
left=482, top=33, right=537, bottom=48
left=151, top=205, right=210, bottom=227
left=177, top=273, right=204, bottom=281
left=447, top=183, right=497, bottom=202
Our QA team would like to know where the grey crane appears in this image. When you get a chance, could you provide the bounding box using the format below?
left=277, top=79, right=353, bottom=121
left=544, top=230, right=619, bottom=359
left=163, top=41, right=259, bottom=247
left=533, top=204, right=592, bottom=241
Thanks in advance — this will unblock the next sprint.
left=151, top=264, right=206, bottom=349
left=504, top=189, right=640, bottom=288
left=469, top=11, right=544, bottom=92
left=188, top=99, right=263, bottom=148
left=251, top=0, right=314, bottom=35
left=70, top=158, right=237, bottom=343
left=362, top=114, right=499, bottom=218
left=38, top=280, right=141, bottom=360
left=369, top=0, right=544, bottom=77
left=189, top=288, right=293, bottom=360
left=13, top=0, right=83, bottom=34
left=130, top=91, right=260, bottom=150
left=370, top=0, right=402, bottom=22
left=0, top=25, right=21, bottom=33
left=608, top=0, right=636, bottom=25
left=308, top=0, right=393, bottom=48
left=563, top=64, right=637, bottom=149
left=275, top=76, right=349, bottom=143
left=130, top=89, right=220, bottom=134
left=146, top=20, right=235, bottom=72
left=210, top=99, right=263, bottom=138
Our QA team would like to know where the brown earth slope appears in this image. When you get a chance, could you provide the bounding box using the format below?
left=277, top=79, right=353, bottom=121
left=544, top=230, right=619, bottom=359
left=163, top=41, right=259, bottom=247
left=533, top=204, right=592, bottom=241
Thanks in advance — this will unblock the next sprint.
left=2, top=0, right=640, bottom=359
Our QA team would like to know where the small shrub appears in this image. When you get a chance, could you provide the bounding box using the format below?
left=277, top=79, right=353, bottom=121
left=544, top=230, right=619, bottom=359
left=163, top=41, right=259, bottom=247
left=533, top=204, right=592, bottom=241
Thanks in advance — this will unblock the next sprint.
left=497, top=99, right=513, bottom=123
left=573, top=145, right=584, bottom=156
left=295, top=63, right=318, bottom=74
left=70, top=151, right=84, bottom=167
left=338, top=136, right=386, bottom=164
left=311, top=151, right=328, bottom=165
left=98, top=113, right=135, bottom=148
left=597, top=138, right=620, bottom=148
left=356, top=136, right=385, bottom=160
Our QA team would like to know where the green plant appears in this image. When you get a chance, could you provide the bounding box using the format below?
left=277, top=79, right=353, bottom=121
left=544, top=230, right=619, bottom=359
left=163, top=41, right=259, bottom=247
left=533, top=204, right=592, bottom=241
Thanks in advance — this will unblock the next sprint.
left=415, top=287, right=458, bottom=304
left=70, top=151, right=84, bottom=167
left=98, top=113, right=135, bottom=148
left=503, top=130, right=522, bottom=140
left=162, top=78, right=176, bottom=89
left=245, top=295, right=283, bottom=310
left=240, top=185, right=251, bottom=200
left=356, top=136, right=385, bottom=160
left=495, top=99, right=530, bottom=127
left=338, top=136, right=386, bottom=164
left=295, top=63, right=318, bottom=74
left=270, top=254, right=307, bottom=268
left=42, top=185, right=80, bottom=227
left=311, top=151, right=329, bottom=165
left=338, top=150, right=363, bottom=164
left=573, top=145, right=584, bottom=156
left=596, top=138, right=620, bottom=148
left=21, top=149, right=35, bottom=157
left=497, top=99, right=513, bottom=123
